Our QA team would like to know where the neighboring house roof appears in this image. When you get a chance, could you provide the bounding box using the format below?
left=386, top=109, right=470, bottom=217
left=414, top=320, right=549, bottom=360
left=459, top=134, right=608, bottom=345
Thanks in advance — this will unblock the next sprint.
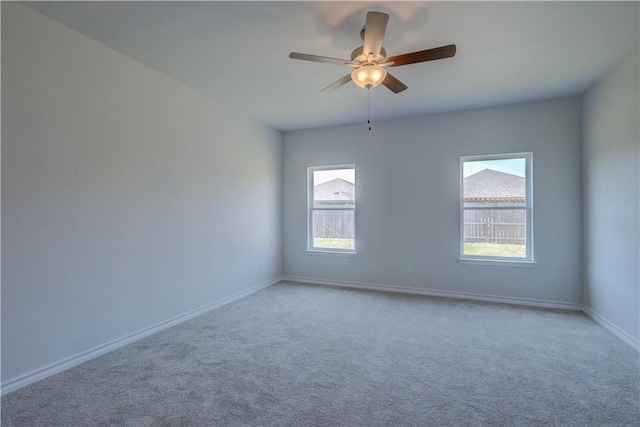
left=313, top=172, right=521, bottom=203
left=314, top=178, right=354, bottom=202
left=464, top=169, right=525, bottom=202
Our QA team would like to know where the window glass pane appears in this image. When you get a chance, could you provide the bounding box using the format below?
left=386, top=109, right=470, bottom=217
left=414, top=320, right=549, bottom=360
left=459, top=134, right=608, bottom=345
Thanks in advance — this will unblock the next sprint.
left=463, top=207, right=526, bottom=258
left=463, top=158, right=526, bottom=208
left=461, top=154, right=532, bottom=261
left=312, top=167, right=355, bottom=250
left=313, top=209, right=355, bottom=249
left=313, top=169, right=355, bottom=208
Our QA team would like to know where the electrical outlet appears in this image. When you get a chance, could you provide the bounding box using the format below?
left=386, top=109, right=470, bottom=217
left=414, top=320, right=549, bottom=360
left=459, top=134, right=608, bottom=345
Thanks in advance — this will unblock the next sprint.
left=408, top=264, right=414, bottom=273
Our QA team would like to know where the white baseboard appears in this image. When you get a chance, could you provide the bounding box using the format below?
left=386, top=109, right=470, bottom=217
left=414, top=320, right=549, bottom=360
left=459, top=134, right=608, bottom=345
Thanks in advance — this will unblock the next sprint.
left=1, top=277, right=281, bottom=396
left=581, top=305, right=640, bottom=351
left=281, top=276, right=583, bottom=311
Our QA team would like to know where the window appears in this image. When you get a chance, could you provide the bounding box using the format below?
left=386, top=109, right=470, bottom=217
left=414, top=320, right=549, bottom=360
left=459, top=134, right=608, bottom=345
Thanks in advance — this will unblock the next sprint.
left=460, top=153, right=533, bottom=264
left=308, top=165, right=355, bottom=253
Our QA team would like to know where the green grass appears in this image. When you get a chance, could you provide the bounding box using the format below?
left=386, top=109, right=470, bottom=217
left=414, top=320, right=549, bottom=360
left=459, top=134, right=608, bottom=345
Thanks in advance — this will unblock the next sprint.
left=314, top=238, right=354, bottom=250
left=464, top=242, right=525, bottom=257
left=313, top=239, right=522, bottom=256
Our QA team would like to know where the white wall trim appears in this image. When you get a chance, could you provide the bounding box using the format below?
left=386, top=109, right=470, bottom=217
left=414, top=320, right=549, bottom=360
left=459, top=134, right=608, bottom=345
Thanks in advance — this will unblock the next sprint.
left=458, top=258, right=537, bottom=268
left=1, top=277, right=282, bottom=396
left=581, top=305, right=640, bottom=351
left=281, top=276, right=582, bottom=311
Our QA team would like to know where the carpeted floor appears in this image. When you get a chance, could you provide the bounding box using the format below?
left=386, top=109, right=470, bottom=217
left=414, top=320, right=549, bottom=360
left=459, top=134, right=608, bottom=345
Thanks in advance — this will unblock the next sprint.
left=2, top=281, right=639, bottom=426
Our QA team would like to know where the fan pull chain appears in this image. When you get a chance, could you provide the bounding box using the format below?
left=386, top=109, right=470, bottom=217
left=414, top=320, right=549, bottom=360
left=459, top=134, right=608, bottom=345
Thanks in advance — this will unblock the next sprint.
left=367, top=87, right=372, bottom=131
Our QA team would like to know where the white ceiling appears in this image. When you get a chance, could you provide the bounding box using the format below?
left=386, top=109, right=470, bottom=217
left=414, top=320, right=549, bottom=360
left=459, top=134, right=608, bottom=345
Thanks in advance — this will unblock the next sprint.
left=25, top=1, right=639, bottom=132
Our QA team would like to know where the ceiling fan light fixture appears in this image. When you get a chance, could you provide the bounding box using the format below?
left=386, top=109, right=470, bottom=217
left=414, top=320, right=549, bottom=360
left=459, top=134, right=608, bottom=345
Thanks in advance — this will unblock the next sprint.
left=289, top=11, right=456, bottom=94
left=351, top=65, right=387, bottom=89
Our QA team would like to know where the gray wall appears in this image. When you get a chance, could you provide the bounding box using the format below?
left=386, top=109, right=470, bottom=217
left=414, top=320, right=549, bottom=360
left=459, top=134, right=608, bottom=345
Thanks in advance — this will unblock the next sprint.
left=582, top=50, right=640, bottom=344
left=283, top=97, right=583, bottom=305
left=1, top=3, right=282, bottom=383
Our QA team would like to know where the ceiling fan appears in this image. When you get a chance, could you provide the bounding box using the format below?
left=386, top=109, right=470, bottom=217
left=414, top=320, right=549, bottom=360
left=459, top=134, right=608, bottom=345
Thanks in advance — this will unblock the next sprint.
left=289, top=11, right=456, bottom=94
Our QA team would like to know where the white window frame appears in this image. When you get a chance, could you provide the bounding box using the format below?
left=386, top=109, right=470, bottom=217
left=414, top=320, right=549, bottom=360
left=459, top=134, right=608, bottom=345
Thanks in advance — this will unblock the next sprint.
left=307, top=164, right=356, bottom=255
left=459, top=152, right=535, bottom=267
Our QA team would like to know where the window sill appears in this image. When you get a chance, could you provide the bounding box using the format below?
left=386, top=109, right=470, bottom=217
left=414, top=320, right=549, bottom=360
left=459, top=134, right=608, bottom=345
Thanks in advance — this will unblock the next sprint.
left=306, top=250, right=357, bottom=258
left=458, top=258, right=537, bottom=268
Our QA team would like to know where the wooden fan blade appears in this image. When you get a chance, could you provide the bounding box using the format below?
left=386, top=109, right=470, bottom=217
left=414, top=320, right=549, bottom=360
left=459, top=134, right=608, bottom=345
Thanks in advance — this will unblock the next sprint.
left=362, top=12, right=389, bottom=60
left=387, top=44, right=456, bottom=67
left=321, top=74, right=353, bottom=93
left=382, top=72, right=408, bottom=93
left=289, top=52, right=350, bottom=66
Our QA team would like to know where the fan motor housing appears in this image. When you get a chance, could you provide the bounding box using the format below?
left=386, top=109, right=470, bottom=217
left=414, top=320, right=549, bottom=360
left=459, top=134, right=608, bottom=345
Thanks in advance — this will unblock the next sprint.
left=351, top=46, right=387, bottom=64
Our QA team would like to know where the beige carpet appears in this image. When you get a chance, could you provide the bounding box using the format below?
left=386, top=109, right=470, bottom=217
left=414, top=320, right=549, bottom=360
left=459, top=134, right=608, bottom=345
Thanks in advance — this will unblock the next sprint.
left=2, top=282, right=639, bottom=426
